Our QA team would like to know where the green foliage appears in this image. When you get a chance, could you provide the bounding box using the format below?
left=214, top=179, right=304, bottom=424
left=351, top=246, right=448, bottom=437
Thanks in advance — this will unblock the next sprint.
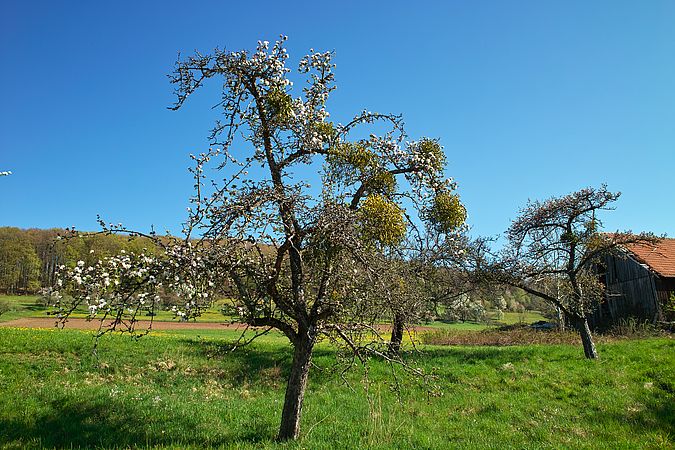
left=0, top=328, right=673, bottom=448
left=366, top=170, right=396, bottom=195
left=326, top=142, right=398, bottom=195
left=313, top=121, right=336, bottom=141
left=0, top=298, right=10, bottom=316
left=426, top=191, right=466, bottom=233
left=264, top=87, right=294, bottom=126
left=328, top=142, right=379, bottom=173
left=358, top=194, right=406, bottom=246
left=0, top=228, right=41, bottom=294
left=666, top=292, right=675, bottom=319
left=416, top=138, right=445, bottom=172
left=560, top=230, right=579, bottom=244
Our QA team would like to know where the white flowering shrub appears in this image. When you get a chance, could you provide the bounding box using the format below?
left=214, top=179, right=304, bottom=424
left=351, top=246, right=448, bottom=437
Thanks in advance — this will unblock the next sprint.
left=48, top=235, right=226, bottom=336
left=442, top=293, right=486, bottom=323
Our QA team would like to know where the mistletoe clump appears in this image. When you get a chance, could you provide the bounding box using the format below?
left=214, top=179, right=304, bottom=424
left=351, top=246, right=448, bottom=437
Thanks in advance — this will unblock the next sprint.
left=359, top=194, right=407, bottom=246
left=427, top=191, right=466, bottom=234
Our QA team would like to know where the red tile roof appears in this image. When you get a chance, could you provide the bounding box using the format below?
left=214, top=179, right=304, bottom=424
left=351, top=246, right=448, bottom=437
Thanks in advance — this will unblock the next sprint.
left=624, top=237, right=675, bottom=278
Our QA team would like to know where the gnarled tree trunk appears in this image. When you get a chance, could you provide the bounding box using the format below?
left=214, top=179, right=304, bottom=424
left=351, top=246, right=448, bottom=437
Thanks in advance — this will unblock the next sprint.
left=277, top=333, right=315, bottom=441
left=572, top=316, right=598, bottom=359
left=389, top=312, right=404, bottom=356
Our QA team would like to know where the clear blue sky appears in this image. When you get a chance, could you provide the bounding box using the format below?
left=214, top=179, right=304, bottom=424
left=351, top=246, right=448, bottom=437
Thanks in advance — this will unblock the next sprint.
left=1, top=0, right=673, bottom=238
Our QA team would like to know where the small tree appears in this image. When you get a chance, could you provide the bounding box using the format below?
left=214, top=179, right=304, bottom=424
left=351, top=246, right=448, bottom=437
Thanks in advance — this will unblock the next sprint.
left=52, top=37, right=464, bottom=441
left=471, top=185, right=656, bottom=359
left=385, top=224, right=469, bottom=355
left=665, top=292, right=675, bottom=322
left=380, top=255, right=434, bottom=356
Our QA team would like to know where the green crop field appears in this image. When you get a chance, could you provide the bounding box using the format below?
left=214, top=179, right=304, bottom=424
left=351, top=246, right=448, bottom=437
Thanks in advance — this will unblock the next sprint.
left=0, top=326, right=673, bottom=449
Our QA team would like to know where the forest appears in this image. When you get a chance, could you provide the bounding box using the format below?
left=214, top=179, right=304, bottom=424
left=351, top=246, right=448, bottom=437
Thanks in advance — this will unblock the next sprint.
left=0, top=227, right=159, bottom=294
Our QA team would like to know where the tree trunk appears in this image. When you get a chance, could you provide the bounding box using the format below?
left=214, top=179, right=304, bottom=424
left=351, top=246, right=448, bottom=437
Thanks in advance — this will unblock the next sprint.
left=277, top=335, right=315, bottom=441
left=573, top=316, right=598, bottom=359
left=389, top=312, right=404, bottom=356
left=557, top=307, right=565, bottom=331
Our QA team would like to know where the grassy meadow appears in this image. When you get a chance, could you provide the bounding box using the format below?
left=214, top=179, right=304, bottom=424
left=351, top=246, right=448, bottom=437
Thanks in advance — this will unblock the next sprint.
left=0, top=295, right=235, bottom=324
left=0, top=295, right=548, bottom=332
left=0, top=323, right=673, bottom=449
left=0, top=296, right=47, bottom=323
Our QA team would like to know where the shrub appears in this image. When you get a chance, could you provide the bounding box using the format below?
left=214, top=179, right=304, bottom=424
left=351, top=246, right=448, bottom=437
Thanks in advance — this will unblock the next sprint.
left=0, top=298, right=11, bottom=316
left=606, top=318, right=661, bottom=338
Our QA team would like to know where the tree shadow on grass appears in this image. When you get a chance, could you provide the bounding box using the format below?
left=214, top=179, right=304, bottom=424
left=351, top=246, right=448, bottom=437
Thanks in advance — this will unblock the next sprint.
left=0, top=395, right=275, bottom=448
left=177, top=338, right=340, bottom=387
left=620, top=369, right=675, bottom=440
left=593, top=389, right=675, bottom=444
left=416, top=346, right=540, bottom=365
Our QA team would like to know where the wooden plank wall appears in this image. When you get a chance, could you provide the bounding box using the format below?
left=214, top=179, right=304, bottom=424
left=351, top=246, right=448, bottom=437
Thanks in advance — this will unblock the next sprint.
left=591, top=255, right=661, bottom=327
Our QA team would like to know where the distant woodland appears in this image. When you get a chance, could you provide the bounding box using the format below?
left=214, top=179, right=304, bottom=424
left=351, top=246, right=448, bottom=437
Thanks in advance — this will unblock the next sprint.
left=0, top=227, right=159, bottom=294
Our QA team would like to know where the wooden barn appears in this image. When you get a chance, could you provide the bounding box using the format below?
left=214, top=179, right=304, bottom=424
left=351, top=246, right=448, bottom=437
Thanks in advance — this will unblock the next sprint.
left=590, top=237, right=675, bottom=328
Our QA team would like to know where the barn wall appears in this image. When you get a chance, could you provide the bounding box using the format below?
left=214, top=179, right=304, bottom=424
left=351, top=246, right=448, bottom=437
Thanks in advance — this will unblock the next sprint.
left=590, top=255, right=660, bottom=328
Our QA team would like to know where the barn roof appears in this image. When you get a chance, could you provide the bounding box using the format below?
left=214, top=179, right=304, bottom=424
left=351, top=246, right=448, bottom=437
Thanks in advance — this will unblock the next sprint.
left=624, top=237, right=675, bottom=278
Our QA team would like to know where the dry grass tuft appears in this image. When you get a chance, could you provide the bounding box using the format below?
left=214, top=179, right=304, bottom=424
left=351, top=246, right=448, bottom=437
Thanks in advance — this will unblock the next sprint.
left=421, top=325, right=581, bottom=346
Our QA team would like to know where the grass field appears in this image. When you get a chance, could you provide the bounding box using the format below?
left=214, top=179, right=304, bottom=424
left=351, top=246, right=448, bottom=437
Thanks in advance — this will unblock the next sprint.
left=0, top=326, right=673, bottom=449
left=0, top=295, right=47, bottom=322
left=0, top=295, right=236, bottom=324
left=0, top=295, right=549, bottom=332
left=491, top=310, right=549, bottom=325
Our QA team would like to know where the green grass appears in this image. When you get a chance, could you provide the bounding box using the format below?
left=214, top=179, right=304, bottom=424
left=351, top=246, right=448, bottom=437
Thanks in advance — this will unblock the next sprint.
left=426, top=310, right=549, bottom=331
left=0, top=326, right=673, bottom=449
left=491, top=310, right=548, bottom=325
left=0, top=295, right=47, bottom=322
left=425, top=320, right=491, bottom=331
left=0, top=296, right=549, bottom=331
left=0, top=295, right=237, bottom=323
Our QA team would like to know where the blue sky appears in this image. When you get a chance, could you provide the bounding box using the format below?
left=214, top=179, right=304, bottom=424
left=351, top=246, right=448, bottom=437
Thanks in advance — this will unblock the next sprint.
left=1, top=1, right=673, bottom=238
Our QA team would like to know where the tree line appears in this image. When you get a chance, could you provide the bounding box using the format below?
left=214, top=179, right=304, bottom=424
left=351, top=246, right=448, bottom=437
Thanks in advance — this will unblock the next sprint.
left=0, top=227, right=159, bottom=294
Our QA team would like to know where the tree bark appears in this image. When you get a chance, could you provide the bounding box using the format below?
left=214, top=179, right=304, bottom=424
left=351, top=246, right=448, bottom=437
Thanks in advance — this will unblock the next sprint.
left=573, top=316, right=598, bottom=359
left=389, top=312, right=404, bottom=356
left=277, top=334, right=315, bottom=441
